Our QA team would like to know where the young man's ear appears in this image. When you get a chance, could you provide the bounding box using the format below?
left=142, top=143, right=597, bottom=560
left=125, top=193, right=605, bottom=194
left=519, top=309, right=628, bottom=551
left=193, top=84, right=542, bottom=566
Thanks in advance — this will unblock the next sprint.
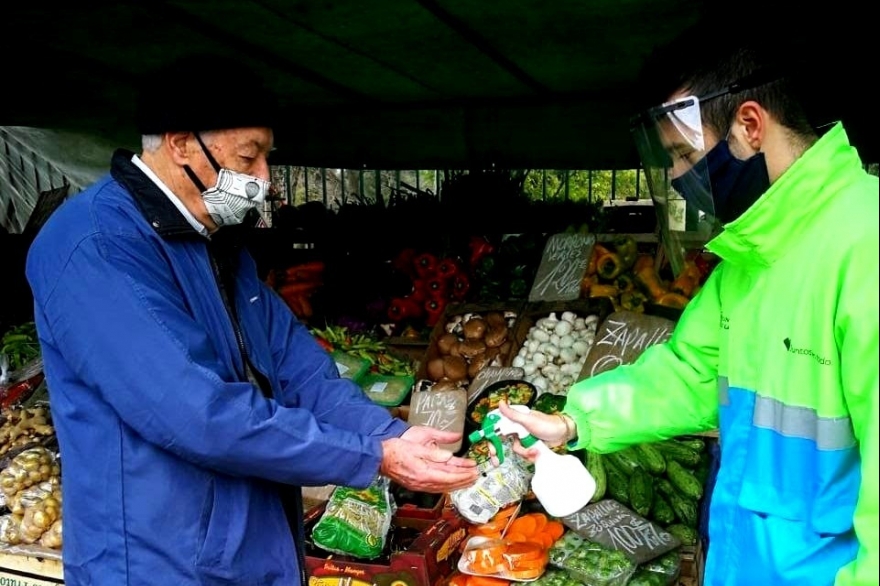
left=733, top=100, right=766, bottom=153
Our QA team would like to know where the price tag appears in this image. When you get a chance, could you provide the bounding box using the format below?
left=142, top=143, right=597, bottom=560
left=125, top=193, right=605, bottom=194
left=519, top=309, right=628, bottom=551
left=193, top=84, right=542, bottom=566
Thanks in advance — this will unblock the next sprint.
left=369, top=381, right=388, bottom=393
left=335, top=362, right=349, bottom=375
left=528, top=232, right=596, bottom=302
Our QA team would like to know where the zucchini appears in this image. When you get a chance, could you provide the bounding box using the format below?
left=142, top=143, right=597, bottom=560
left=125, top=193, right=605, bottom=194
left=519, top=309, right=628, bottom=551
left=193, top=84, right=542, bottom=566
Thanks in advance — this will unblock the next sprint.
left=650, top=493, right=675, bottom=525
left=695, top=451, right=712, bottom=486
left=628, top=467, right=654, bottom=517
left=665, top=523, right=699, bottom=546
left=654, top=441, right=701, bottom=467
left=667, top=460, right=704, bottom=500
left=634, top=443, right=666, bottom=475
left=606, top=447, right=642, bottom=474
left=585, top=451, right=607, bottom=503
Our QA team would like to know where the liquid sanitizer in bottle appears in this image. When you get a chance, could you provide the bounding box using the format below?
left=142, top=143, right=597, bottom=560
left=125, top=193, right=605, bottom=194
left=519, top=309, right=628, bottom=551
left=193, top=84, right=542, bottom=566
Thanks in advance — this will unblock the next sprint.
left=468, top=404, right=596, bottom=518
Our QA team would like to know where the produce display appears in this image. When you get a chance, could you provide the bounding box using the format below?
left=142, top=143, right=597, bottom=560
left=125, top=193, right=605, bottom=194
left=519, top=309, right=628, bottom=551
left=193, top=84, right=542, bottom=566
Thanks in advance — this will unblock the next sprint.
left=0, top=406, right=55, bottom=459
left=580, top=236, right=712, bottom=314
left=585, top=437, right=710, bottom=542
left=266, top=260, right=325, bottom=321
left=425, top=310, right=518, bottom=389
left=312, top=325, right=415, bottom=377
left=511, top=310, right=599, bottom=396
left=311, top=475, right=394, bottom=560
left=468, top=381, right=536, bottom=426
left=0, top=322, right=40, bottom=374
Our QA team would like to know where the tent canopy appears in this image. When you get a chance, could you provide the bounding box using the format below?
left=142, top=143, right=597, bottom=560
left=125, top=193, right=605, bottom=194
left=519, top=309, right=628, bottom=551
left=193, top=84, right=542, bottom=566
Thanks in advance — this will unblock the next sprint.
left=4, top=0, right=874, bottom=169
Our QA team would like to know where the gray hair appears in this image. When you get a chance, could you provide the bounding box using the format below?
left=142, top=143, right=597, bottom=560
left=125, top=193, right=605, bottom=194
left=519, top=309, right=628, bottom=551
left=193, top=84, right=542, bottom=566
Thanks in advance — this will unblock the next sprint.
left=140, top=130, right=220, bottom=154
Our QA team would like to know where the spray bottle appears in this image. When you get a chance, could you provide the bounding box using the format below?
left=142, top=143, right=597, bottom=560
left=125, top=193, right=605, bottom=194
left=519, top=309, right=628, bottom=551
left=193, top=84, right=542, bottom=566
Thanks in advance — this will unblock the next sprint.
left=468, top=404, right=596, bottom=518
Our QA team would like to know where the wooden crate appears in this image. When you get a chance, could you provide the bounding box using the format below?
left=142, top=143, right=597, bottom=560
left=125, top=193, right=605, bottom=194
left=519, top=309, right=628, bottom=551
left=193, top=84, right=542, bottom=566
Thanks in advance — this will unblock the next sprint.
left=0, top=550, right=64, bottom=584
left=678, top=538, right=705, bottom=586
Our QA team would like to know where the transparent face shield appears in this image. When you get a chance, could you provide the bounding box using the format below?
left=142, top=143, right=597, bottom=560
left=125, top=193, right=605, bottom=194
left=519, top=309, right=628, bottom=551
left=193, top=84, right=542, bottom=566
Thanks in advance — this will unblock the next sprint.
left=632, top=95, right=721, bottom=276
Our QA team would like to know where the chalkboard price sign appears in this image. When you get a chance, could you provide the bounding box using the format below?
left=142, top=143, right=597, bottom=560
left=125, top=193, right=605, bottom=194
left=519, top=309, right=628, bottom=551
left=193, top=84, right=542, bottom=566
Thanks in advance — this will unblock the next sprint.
left=407, top=387, right=467, bottom=452
left=561, top=499, right=679, bottom=564
left=528, top=233, right=596, bottom=302
left=579, top=311, right=676, bottom=380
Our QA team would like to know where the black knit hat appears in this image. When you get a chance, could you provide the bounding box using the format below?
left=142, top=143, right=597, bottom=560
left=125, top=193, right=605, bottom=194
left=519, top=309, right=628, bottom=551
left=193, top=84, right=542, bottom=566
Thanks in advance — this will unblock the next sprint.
left=135, top=54, right=278, bottom=135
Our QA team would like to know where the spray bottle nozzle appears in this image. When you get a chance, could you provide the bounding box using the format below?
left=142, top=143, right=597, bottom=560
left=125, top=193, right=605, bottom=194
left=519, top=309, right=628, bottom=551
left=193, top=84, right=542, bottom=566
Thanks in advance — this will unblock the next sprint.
left=467, top=406, right=538, bottom=464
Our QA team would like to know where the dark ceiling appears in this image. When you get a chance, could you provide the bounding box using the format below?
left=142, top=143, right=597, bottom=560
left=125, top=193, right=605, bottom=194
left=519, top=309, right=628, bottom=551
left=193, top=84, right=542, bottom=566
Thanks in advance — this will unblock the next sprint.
left=3, top=0, right=875, bottom=169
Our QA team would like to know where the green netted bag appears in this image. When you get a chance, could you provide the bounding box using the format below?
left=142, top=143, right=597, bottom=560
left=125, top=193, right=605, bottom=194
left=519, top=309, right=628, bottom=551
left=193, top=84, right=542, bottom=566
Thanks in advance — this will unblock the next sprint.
left=311, top=476, right=393, bottom=559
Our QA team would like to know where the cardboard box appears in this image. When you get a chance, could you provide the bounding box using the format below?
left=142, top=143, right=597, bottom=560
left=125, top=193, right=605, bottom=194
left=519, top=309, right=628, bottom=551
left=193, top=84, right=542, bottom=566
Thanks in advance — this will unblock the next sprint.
left=392, top=493, right=452, bottom=531
left=305, top=507, right=469, bottom=586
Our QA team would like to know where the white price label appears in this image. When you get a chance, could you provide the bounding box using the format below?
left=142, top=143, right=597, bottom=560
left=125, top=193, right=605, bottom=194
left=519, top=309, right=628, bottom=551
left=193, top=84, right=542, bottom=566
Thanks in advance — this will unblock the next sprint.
left=369, top=382, right=388, bottom=393
left=335, top=362, right=349, bottom=375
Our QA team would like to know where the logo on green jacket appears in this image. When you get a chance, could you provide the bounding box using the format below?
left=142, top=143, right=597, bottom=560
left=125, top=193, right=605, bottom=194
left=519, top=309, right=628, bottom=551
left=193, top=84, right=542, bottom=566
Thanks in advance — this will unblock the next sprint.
left=783, top=338, right=832, bottom=365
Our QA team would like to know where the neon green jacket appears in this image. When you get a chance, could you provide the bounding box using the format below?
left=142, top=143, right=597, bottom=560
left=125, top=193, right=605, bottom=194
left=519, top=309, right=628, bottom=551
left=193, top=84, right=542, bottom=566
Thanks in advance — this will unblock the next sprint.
left=565, top=124, right=878, bottom=586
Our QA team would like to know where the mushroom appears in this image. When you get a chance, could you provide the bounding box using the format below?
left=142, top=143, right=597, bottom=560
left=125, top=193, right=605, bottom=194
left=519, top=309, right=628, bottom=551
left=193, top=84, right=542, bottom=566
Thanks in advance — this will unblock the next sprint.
left=443, top=355, right=468, bottom=381
left=483, top=324, right=508, bottom=348
left=458, top=339, right=487, bottom=359
left=427, top=358, right=446, bottom=381
left=437, top=333, right=459, bottom=355
left=462, top=318, right=488, bottom=341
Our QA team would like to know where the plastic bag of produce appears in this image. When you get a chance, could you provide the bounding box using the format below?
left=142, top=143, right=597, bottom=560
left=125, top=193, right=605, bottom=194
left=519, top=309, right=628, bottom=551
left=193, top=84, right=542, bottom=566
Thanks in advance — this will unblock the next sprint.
left=450, top=437, right=533, bottom=524
left=19, top=487, right=61, bottom=544
left=629, top=549, right=681, bottom=585
left=0, top=514, right=22, bottom=546
left=548, top=531, right=637, bottom=586
left=38, top=518, right=62, bottom=549
left=0, top=447, right=60, bottom=498
left=9, top=477, right=60, bottom=516
left=311, top=475, right=394, bottom=559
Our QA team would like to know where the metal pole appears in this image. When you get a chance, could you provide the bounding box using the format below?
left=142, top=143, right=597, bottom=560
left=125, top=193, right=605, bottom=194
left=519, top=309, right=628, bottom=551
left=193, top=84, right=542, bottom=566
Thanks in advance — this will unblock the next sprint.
left=284, top=166, right=291, bottom=205
left=611, top=169, right=617, bottom=200
left=359, top=169, right=365, bottom=201
left=321, top=167, right=327, bottom=206
left=588, top=170, right=593, bottom=202
left=340, top=168, right=345, bottom=204
left=564, top=170, right=569, bottom=201
left=541, top=169, right=546, bottom=201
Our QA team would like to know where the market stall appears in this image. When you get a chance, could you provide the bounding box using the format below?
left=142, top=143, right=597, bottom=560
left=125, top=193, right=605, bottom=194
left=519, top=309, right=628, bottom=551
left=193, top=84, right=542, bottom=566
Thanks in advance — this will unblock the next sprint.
left=0, top=217, right=721, bottom=584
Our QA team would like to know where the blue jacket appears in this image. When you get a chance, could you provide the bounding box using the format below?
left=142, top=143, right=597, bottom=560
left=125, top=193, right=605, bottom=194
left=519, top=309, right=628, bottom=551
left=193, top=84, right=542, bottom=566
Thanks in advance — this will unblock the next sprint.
left=25, top=150, right=408, bottom=586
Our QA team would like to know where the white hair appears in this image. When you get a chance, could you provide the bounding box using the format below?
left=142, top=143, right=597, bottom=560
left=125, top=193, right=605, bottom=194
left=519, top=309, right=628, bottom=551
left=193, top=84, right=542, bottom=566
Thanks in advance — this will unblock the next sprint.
left=141, top=130, right=221, bottom=154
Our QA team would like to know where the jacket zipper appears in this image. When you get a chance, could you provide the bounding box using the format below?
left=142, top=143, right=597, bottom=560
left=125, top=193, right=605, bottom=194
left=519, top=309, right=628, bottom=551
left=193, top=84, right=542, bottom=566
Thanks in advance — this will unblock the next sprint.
left=208, top=251, right=308, bottom=586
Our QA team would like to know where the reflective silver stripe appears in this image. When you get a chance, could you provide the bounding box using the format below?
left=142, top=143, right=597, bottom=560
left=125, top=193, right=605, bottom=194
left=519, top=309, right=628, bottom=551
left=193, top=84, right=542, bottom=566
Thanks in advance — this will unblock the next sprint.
left=753, top=395, right=856, bottom=451
left=718, top=376, right=729, bottom=406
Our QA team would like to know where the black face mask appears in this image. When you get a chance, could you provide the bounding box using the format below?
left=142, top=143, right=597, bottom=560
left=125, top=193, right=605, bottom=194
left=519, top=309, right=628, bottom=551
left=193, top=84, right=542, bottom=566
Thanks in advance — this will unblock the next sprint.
left=671, top=139, right=770, bottom=225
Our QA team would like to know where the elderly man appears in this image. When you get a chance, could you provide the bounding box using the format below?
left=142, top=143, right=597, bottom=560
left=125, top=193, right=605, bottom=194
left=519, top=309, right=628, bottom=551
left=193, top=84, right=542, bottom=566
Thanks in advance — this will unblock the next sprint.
left=25, top=56, right=477, bottom=586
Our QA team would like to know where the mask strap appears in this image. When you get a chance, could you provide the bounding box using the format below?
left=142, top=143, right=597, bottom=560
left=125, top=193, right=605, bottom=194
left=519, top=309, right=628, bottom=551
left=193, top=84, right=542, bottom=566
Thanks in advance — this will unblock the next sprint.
left=182, top=132, right=221, bottom=193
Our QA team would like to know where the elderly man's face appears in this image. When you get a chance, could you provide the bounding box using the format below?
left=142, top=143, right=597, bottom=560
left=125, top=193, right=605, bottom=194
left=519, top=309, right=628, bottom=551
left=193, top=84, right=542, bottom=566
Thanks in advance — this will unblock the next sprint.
left=196, top=127, right=274, bottom=182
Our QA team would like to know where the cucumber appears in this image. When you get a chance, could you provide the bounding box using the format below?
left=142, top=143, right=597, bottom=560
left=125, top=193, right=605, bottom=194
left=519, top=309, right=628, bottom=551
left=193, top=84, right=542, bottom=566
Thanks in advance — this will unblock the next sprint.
left=628, top=467, right=654, bottom=517
left=654, top=441, right=701, bottom=467
left=634, top=443, right=666, bottom=475
left=665, top=523, right=699, bottom=546
left=667, top=490, right=698, bottom=527
left=650, top=493, right=675, bottom=525
left=604, top=457, right=630, bottom=505
left=675, top=437, right=706, bottom=453
left=585, top=451, right=607, bottom=503
left=606, top=447, right=642, bottom=474
left=667, top=460, right=704, bottom=500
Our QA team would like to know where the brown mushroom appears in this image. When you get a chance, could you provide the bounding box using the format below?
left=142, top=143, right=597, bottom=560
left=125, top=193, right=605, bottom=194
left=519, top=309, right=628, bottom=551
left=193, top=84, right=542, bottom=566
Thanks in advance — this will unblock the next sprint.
left=458, top=339, right=487, bottom=359
left=442, top=355, right=468, bottom=381
left=468, top=353, right=491, bottom=378
left=432, top=379, right=460, bottom=392
left=427, top=358, right=446, bottom=381
left=498, top=341, right=512, bottom=359
left=462, top=318, right=488, bottom=341
left=483, top=324, right=508, bottom=348
left=437, top=333, right=459, bottom=355
left=485, top=312, right=506, bottom=328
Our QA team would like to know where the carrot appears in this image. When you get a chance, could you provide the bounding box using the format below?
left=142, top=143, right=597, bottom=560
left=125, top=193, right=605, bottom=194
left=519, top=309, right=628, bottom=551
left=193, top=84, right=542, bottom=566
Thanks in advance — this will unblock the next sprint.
left=508, top=515, right=537, bottom=537
left=505, top=567, right=544, bottom=581
left=466, top=575, right=510, bottom=586
left=503, top=542, right=544, bottom=563
left=449, top=573, right=469, bottom=586
left=503, top=531, right=528, bottom=543
left=524, top=512, right=548, bottom=534
left=506, top=554, right=548, bottom=571
left=535, top=532, right=556, bottom=549
left=543, top=521, right=564, bottom=542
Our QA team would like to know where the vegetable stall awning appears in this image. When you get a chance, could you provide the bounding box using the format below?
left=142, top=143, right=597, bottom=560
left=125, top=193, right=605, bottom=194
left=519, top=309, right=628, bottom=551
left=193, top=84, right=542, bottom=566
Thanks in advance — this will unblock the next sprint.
left=3, top=0, right=874, bottom=170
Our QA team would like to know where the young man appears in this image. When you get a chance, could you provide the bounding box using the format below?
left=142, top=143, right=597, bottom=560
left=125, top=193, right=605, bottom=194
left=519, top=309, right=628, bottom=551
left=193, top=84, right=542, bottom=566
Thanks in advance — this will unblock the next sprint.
left=501, top=29, right=878, bottom=586
left=25, top=57, right=477, bottom=585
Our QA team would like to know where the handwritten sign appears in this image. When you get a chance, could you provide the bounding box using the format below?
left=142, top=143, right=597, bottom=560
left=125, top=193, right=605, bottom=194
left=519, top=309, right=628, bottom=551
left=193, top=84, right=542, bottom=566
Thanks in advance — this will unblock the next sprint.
left=562, top=499, right=679, bottom=564
left=579, top=311, right=676, bottom=380
left=407, top=388, right=467, bottom=452
left=528, top=233, right=596, bottom=302
left=466, top=366, right=525, bottom=406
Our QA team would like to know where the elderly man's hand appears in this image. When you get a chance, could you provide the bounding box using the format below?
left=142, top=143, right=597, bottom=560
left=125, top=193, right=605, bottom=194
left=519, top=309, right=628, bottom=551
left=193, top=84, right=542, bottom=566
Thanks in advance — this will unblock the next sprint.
left=380, top=427, right=478, bottom=493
